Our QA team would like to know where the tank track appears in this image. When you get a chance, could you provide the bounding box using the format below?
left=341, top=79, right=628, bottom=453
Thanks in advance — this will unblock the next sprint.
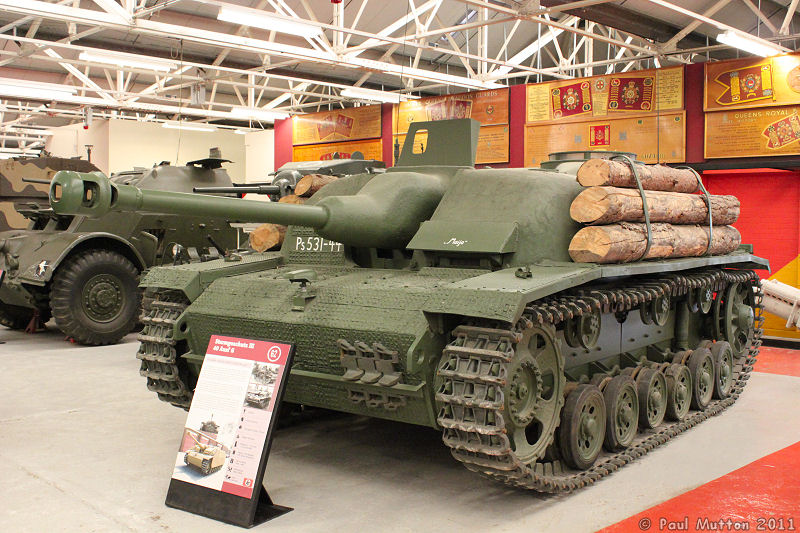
left=136, top=292, right=194, bottom=409
left=436, top=268, right=763, bottom=493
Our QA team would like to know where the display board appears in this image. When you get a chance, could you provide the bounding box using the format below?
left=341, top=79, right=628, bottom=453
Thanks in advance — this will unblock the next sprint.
left=292, top=138, right=383, bottom=162
left=704, top=54, right=800, bottom=158
left=292, top=105, right=382, bottom=146
left=165, top=335, right=294, bottom=527
left=705, top=104, right=800, bottom=158
left=524, top=66, right=685, bottom=165
left=526, top=66, right=684, bottom=123
left=393, top=88, right=509, bottom=164
left=704, top=53, right=800, bottom=112
left=525, top=112, right=686, bottom=166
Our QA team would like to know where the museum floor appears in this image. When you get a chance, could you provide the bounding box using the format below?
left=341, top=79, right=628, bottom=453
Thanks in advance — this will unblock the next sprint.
left=1, top=326, right=798, bottom=533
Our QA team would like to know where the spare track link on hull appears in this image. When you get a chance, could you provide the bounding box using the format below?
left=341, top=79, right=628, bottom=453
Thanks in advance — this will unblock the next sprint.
left=136, top=293, right=193, bottom=409
left=435, top=268, right=763, bottom=493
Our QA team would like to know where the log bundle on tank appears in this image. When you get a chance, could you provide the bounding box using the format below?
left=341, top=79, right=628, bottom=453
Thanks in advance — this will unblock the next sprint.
left=248, top=175, right=337, bottom=252
left=568, top=159, right=742, bottom=264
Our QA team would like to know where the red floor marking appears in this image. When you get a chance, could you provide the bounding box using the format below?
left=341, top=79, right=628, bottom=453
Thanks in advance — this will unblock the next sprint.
left=599, top=441, right=800, bottom=533
left=754, top=346, right=800, bottom=378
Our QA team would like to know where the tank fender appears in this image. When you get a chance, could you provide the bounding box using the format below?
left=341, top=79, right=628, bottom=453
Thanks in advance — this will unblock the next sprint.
left=422, top=263, right=601, bottom=326
left=17, top=232, right=148, bottom=285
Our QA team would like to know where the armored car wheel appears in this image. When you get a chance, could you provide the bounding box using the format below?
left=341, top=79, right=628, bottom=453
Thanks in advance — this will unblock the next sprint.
left=0, top=304, right=38, bottom=330
left=559, top=384, right=606, bottom=470
left=602, top=375, right=638, bottom=451
left=50, top=249, right=140, bottom=346
left=636, top=368, right=667, bottom=429
left=688, top=347, right=715, bottom=410
left=664, top=364, right=692, bottom=421
left=711, top=341, right=734, bottom=399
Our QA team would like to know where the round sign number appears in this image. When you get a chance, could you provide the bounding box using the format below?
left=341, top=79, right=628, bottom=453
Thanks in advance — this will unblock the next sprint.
left=267, top=346, right=282, bottom=363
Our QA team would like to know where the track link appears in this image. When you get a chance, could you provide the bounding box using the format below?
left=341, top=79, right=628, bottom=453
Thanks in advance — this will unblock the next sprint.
left=436, top=268, right=763, bottom=493
left=136, top=292, right=193, bottom=409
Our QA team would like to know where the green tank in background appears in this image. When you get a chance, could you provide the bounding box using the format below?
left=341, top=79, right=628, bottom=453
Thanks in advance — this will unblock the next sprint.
left=0, top=151, right=241, bottom=345
left=49, top=119, right=768, bottom=492
left=0, top=154, right=99, bottom=232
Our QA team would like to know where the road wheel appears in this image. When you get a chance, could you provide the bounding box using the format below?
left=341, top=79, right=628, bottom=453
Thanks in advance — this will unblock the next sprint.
left=688, top=347, right=715, bottom=410
left=559, top=384, right=606, bottom=470
left=636, top=368, right=667, bottom=429
left=711, top=341, right=734, bottom=399
left=50, top=249, right=139, bottom=345
left=603, top=375, right=638, bottom=451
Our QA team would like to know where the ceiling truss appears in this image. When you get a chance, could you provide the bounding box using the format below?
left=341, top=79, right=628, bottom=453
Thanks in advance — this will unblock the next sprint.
left=0, top=0, right=796, bottom=155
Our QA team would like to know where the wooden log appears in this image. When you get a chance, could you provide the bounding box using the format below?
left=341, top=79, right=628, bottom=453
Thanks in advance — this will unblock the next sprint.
left=278, top=194, right=306, bottom=205
left=570, top=186, right=740, bottom=225
left=576, top=159, right=700, bottom=192
left=295, top=173, right=338, bottom=197
left=249, top=223, right=286, bottom=252
left=569, top=223, right=741, bottom=264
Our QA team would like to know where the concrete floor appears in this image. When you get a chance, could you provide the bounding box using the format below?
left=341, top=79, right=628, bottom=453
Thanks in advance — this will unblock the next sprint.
left=2, top=325, right=800, bottom=533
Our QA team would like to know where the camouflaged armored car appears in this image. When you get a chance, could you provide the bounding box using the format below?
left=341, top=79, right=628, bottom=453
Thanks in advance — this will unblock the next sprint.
left=0, top=154, right=239, bottom=345
left=49, top=119, right=767, bottom=492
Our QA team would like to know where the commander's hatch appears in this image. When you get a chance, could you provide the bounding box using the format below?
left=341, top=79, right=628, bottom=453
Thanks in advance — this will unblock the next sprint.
left=396, top=118, right=480, bottom=167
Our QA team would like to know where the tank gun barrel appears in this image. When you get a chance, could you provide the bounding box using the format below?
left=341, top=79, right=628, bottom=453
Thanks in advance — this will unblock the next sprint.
left=193, top=185, right=281, bottom=195
left=50, top=170, right=329, bottom=228
left=51, top=161, right=449, bottom=249
left=22, top=177, right=52, bottom=185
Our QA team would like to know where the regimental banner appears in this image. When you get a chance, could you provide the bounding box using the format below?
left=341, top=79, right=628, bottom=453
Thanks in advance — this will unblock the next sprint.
left=551, top=81, right=593, bottom=119
left=292, top=139, right=383, bottom=162
left=713, top=62, right=774, bottom=107
left=393, top=124, right=509, bottom=166
left=608, top=74, right=655, bottom=112
left=705, top=105, right=800, bottom=158
left=394, top=88, right=509, bottom=134
left=589, top=124, right=611, bottom=147
left=524, top=112, right=685, bottom=165
left=703, top=54, right=800, bottom=111
left=292, top=105, right=382, bottom=145
left=526, top=66, right=683, bottom=123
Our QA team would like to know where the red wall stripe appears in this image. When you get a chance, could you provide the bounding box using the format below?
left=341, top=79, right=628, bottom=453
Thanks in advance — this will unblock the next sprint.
left=273, top=117, right=293, bottom=170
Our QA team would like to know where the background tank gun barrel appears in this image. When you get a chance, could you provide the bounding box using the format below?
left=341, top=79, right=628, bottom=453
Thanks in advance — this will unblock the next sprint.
left=50, top=166, right=447, bottom=248
left=51, top=170, right=329, bottom=228
left=193, top=184, right=281, bottom=195
left=21, top=177, right=52, bottom=185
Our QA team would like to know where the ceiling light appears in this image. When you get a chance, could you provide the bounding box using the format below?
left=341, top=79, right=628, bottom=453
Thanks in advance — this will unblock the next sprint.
left=217, top=6, right=323, bottom=38
left=162, top=121, right=216, bottom=132
left=716, top=30, right=783, bottom=57
left=0, top=79, right=77, bottom=100
left=233, top=129, right=248, bottom=135
left=341, top=87, right=418, bottom=104
left=78, top=48, right=178, bottom=72
left=229, top=107, right=289, bottom=122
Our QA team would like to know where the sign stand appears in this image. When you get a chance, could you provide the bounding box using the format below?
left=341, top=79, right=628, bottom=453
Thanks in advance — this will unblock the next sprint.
left=165, top=336, right=295, bottom=528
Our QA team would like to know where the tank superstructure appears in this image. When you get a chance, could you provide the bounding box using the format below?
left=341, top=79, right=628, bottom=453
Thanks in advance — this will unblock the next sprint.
left=49, top=119, right=767, bottom=492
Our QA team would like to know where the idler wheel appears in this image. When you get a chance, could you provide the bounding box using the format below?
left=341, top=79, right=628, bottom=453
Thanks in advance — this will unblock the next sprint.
left=559, top=384, right=606, bottom=470
left=711, top=341, right=734, bottom=399
left=713, top=282, right=756, bottom=358
left=602, top=375, right=639, bottom=451
left=636, top=368, right=667, bottom=429
left=688, top=347, right=715, bottom=410
left=664, top=364, right=692, bottom=421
